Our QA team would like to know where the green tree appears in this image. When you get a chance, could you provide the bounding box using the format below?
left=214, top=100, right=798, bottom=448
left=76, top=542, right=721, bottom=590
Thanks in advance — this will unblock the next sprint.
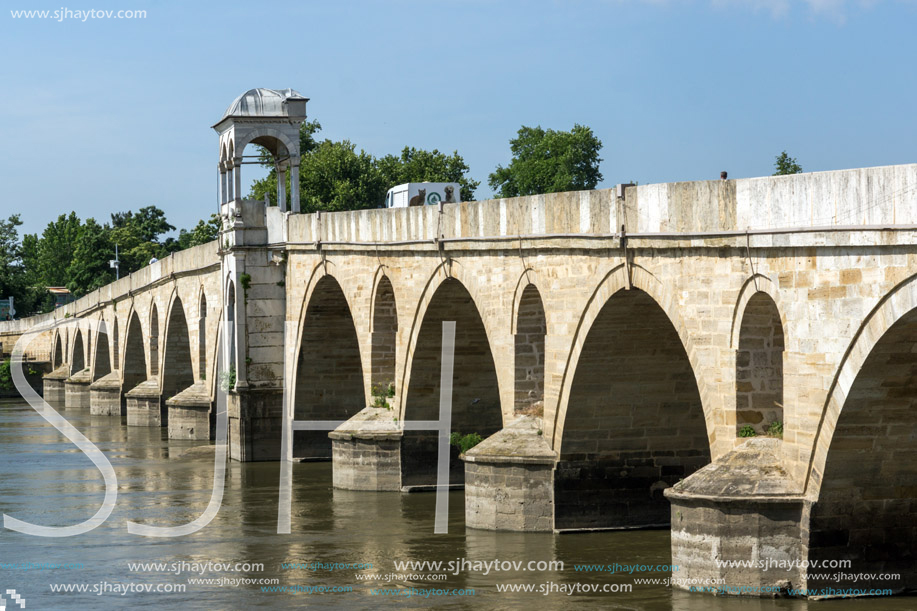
left=109, top=205, right=176, bottom=273
left=175, top=214, right=221, bottom=250
left=773, top=151, right=803, bottom=176
left=298, top=139, right=387, bottom=212
left=251, top=120, right=322, bottom=207
left=251, top=120, right=479, bottom=209
left=488, top=124, right=603, bottom=198
left=67, top=218, right=114, bottom=297
left=0, top=215, right=26, bottom=305
left=28, top=213, right=82, bottom=287
left=376, top=147, right=479, bottom=202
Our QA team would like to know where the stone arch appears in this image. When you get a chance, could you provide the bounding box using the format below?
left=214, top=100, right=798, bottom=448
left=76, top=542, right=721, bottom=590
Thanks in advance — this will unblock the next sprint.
left=122, top=310, right=147, bottom=395
left=234, top=127, right=296, bottom=160
left=52, top=332, right=63, bottom=369
left=401, top=276, right=503, bottom=487
left=292, top=274, right=364, bottom=459
left=553, top=285, right=711, bottom=530
left=734, top=291, right=785, bottom=437
left=112, top=314, right=120, bottom=371
left=161, top=293, right=194, bottom=405
left=551, top=264, right=714, bottom=449
left=198, top=290, right=208, bottom=381
left=397, top=259, right=504, bottom=418
left=70, top=328, right=85, bottom=375
left=729, top=274, right=784, bottom=350
left=149, top=302, right=160, bottom=377
left=808, top=272, right=917, bottom=493
left=807, top=304, right=917, bottom=593
left=91, top=317, right=112, bottom=382
left=509, top=268, right=541, bottom=335
left=370, top=274, right=398, bottom=393
left=514, top=283, right=546, bottom=416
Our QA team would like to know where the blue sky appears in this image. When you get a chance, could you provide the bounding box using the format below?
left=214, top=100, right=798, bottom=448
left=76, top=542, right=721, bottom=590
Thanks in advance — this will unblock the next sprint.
left=2, top=0, right=915, bottom=237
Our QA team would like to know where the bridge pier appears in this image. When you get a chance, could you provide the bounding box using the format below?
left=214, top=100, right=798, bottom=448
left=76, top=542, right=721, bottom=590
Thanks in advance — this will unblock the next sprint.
left=167, top=382, right=212, bottom=440
left=329, top=407, right=403, bottom=491
left=89, top=372, right=122, bottom=416
left=462, top=417, right=556, bottom=532
left=665, top=438, right=808, bottom=596
left=125, top=379, right=163, bottom=427
left=228, top=389, right=283, bottom=461
left=64, top=370, right=91, bottom=408
left=43, top=364, right=69, bottom=404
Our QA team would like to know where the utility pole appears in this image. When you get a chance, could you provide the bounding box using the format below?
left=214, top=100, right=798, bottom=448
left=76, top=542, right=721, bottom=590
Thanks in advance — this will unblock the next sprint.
left=109, top=244, right=120, bottom=280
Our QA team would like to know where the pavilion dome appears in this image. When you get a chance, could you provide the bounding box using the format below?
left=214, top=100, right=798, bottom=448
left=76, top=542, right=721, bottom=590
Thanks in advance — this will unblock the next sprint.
left=220, top=88, right=305, bottom=120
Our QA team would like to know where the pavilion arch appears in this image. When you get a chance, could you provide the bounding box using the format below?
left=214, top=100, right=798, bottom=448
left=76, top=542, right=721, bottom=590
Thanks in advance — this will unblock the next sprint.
left=370, top=272, right=398, bottom=393
left=733, top=282, right=785, bottom=437
left=513, top=283, right=546, bottom=416
left=292, top=273, right=364, bottom=459
left=122, top=309, right=147, bottom=396
left=70, top=328, right=86, bottom=376
left=91, top=315, right=112, bottom=382
left=400, top=275, right=503, bottom=487
left=233, top=127, right=296, bottom=161
left=552, top=270, right=711, bottom=530
left=806, top=288, right=917, bottom=592
left=161, top=292, right=195, bottom=406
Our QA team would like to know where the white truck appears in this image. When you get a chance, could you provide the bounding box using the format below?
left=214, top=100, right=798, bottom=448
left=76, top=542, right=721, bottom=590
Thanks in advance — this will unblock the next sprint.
left=383, top=182, right=461, bottom=208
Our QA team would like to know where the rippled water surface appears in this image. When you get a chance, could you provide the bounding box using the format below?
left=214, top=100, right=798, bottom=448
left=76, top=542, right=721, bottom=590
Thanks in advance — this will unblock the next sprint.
left=0, top=399, right=913, bottom=610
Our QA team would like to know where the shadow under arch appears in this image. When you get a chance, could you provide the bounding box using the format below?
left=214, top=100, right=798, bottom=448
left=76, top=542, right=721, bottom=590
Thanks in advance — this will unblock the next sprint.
left=292, top=274, right=364, bottom=459
left=52, top=332, right=63, bottom=369
left=401, top=276, right=503, bottom=488
left=513, top=283, right=546, bottom=416
left=553, top=282, right=711, bottom=530
left=370, top=273, right=398, bottom=392
left=70, top=328, right=85, bottom=376
left=807, top=304, right=917, bottom=593
left=91, top=315, right=112, bottom=382
left=734, top=288, right=785, bottom=437
left=161, top=293, right=195, bottom=409
left=121, top=309, right=148, bottom=402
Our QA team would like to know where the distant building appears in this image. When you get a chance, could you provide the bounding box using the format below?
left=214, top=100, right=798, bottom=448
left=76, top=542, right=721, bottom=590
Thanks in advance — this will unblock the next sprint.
left=47, top=287, right=74, bottom=308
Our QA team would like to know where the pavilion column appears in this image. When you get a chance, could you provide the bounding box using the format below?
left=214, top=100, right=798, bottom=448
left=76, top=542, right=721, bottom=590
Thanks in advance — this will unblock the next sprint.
left=290, top=160, right=300, bottom=213
left=277, top=166, right=287, bottom=212
left=233, top=156, right=242, bottom=202
left=226, top=164, right=234, bottom=202
left=220, top=164, right=228, bottom=205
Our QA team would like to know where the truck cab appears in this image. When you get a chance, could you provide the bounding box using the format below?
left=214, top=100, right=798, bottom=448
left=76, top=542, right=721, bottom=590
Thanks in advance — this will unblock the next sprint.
left=384, top=182, right=461, bottom=208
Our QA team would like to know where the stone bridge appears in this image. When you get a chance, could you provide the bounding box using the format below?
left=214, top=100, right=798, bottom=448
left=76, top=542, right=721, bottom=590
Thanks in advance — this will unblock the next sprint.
left=3, top=90, right=917, bottom=598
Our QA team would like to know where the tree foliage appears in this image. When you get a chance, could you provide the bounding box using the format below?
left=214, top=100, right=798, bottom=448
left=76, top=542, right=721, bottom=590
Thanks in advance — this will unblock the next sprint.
left=250, top=121, right=479, bottom=210
left=488, top=124, right=603, bottom=198
left=377, top=147, right=479, bottom=203
left=773, top=151, right=802, bottom=176
left=5, top=207, right=218, bottom=316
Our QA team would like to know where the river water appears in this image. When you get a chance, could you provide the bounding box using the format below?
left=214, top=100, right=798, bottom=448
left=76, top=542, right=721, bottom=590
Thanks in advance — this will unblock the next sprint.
left=0, top=398, right=912, bottom=610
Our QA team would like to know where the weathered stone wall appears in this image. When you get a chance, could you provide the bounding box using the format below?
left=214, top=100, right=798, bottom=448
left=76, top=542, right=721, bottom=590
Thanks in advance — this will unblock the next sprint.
left=514, top=285, right=545, bottom=415
left=735, top=292, right=784, bottom=435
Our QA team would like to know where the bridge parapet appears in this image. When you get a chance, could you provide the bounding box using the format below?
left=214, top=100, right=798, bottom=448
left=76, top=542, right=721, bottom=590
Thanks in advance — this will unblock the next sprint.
left=277, top=163, right=917, bottom=248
